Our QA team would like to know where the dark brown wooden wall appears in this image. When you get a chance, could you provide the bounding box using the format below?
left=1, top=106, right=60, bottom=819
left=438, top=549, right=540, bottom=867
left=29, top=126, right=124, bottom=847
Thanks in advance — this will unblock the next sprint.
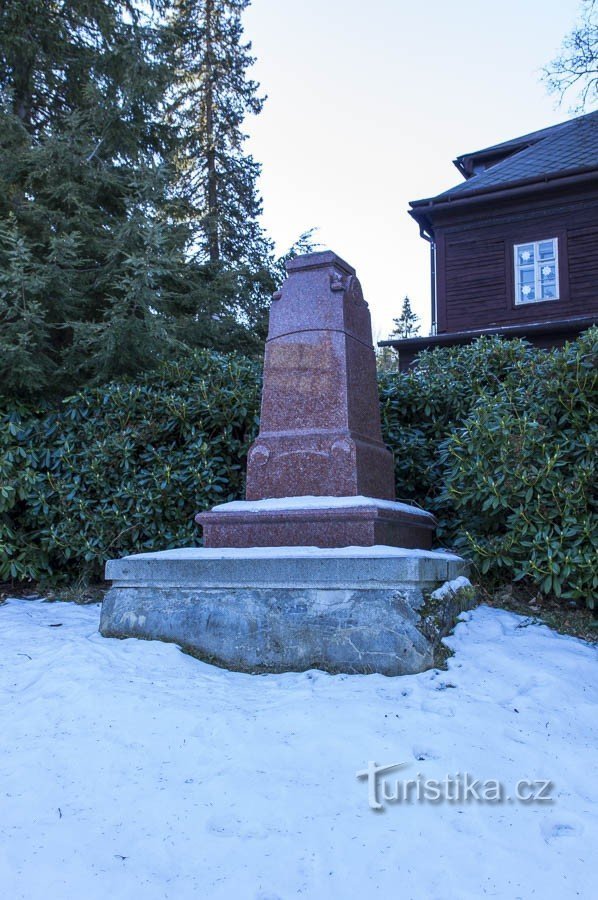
left=432, top=187, right=598, bottom=334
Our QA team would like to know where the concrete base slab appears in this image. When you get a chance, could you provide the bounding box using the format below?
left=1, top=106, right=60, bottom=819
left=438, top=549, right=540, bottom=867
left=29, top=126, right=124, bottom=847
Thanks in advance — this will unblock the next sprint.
left=100, top=547, right=473, bottom=676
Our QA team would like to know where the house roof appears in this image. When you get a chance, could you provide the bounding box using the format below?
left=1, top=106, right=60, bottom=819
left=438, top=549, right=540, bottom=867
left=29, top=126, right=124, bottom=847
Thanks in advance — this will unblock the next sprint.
left=410, top=110, right=598, bottom=213
left=452, top=119, right=576, bottom=179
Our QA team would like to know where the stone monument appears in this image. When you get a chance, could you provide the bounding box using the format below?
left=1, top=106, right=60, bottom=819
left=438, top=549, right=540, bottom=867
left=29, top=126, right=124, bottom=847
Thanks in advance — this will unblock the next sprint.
left=100, top=251, right=472, bottom=675
left=197, top=251, right=434, bottom=549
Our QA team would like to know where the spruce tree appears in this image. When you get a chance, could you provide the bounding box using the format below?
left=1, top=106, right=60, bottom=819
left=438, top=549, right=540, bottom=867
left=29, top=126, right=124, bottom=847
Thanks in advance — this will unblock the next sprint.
left=0, top=0, right=186, bottom=399
left=0, top=0, right=300, bottom=397
left=166, top=0, right=275, bottom=351
left=391, top=297, right=421, bottom=339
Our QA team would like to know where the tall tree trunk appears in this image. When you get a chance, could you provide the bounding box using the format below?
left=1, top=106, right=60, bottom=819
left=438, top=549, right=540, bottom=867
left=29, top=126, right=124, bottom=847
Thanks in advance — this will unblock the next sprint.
left=205, top=0, right=219, bottom=263
left=12, top=44, right=35, bottom=128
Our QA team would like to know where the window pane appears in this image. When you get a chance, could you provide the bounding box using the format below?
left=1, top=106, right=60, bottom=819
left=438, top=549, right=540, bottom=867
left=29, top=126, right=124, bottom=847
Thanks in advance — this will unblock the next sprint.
left=520, top=284, right=535, bottom=301
left=538, top=240, right=555, bottom=260
left=517, top=245, right=534, bottom=265
left=519, top=267, right=534, bottom=283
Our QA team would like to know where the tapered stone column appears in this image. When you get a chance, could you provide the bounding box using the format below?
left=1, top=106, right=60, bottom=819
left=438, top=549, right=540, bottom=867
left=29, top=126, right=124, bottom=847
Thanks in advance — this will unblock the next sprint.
left=245, top=251, right=395, bottom=500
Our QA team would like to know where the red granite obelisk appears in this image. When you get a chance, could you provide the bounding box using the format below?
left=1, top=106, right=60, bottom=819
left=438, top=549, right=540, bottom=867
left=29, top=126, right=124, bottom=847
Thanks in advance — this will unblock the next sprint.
left=197, top=251, right=435, bottom=549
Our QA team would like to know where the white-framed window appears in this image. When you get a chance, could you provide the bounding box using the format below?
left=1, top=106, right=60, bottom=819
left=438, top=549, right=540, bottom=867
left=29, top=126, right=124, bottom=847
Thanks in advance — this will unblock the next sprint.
left=514, top=238, right=559, bottom=304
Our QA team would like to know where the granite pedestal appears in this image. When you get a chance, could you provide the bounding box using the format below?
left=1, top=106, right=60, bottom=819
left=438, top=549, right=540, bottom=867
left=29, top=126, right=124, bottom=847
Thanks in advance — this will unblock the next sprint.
left=198, top=497, right=436, bottom=550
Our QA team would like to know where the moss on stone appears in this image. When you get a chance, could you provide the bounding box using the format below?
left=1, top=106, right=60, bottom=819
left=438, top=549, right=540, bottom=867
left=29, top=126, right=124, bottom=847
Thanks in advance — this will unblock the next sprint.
left=417, top=580, right=477, bottom=667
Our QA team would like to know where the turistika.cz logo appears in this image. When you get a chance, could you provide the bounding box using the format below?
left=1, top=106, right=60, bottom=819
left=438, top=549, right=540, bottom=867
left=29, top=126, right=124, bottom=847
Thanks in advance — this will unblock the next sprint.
left=356, top=762, right=555, bottom=810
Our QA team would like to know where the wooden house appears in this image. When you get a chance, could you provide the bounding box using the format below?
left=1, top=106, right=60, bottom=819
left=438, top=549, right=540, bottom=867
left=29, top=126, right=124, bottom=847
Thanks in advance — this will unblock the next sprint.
left=381, top=111, right=598, bottom=368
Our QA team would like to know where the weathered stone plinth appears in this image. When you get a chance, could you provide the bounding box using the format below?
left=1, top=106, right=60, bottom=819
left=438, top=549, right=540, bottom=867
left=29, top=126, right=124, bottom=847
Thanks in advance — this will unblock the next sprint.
left=100, top=548, right=472, bottom=676
left=197, top=497, right=436, bottom=550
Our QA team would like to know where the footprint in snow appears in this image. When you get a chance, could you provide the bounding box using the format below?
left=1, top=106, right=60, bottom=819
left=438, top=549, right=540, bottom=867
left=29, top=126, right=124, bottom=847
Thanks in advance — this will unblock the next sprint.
left=540, top=820, right=583, bottom=843
left=412, top=746, right=441, bottom=761
left=421, top=699, right=456, bottom=717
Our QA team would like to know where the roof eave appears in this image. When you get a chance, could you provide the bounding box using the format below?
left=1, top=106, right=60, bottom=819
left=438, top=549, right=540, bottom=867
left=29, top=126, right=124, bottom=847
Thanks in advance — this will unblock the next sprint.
left=379, top=316, right=597, bottom=350
left=409, top=166, right=598, bottom=219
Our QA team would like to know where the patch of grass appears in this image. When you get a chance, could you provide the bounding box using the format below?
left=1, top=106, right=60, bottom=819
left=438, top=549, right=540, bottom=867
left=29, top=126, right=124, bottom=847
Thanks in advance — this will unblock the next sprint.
left=0, top=581, right=105, bottom=605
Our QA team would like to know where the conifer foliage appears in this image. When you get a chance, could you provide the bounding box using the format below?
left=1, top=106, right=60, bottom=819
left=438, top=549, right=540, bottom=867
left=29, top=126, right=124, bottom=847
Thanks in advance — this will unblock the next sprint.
left=0, top=0, right=184, bottom=397
left=165, top=0, right=276, bottom=353
left=168, top=0, right=268, bottom=266
left=391, top=296, right=420, bottom=339
left=0, top=0, right=276, bottom=399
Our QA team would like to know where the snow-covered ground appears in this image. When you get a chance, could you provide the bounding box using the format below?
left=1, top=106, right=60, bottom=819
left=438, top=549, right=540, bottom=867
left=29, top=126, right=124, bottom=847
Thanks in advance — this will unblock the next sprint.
left=1, top=598, right=596, bottom=900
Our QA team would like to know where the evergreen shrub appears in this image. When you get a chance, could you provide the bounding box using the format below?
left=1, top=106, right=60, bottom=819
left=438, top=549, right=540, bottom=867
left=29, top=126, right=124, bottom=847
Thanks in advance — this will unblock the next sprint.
left=440, top=329, right=597, bottom=604
left=1, top=333, right=596, bottom=606
left=0, top=351, right=261, bottom=582
left=380, top=329, right=597, bottom=605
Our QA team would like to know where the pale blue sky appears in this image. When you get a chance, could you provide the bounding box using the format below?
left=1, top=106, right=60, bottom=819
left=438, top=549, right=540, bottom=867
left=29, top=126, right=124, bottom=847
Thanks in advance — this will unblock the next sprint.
left=242, top=0, right=583, bottom=338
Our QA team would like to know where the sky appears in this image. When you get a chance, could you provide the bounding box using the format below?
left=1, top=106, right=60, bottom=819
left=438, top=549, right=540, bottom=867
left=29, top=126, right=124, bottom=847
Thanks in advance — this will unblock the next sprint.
left=242, top=0, right=583, bottom=340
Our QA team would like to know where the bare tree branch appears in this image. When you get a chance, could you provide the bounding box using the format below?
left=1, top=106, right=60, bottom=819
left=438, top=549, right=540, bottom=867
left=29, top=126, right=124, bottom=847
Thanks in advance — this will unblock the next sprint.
left=543, top=0, right=598, bottom=112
